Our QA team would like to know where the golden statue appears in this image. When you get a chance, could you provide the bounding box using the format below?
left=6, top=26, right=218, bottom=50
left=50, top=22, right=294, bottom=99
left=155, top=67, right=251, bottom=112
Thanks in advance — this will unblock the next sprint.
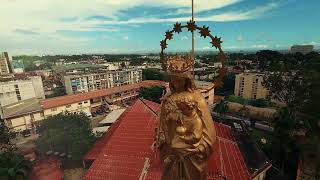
left=156, top=55, right=216, bottom=180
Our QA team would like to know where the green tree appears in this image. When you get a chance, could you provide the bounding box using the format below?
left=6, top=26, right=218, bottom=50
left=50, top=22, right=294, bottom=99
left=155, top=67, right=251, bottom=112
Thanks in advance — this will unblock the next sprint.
left=0, top=120, right=10, bottom=144
left=213, top=100, right=229, bottom=119
left=36, top=112, right=96, bottom=160
left=142, top=69, right=167, bottom=81
left=215, top=72, right=235, bottom=96
left=0, top=152, right=31, bottom=180
left=139, top=86, right=165, bottom=103
left=46, top=87, right=66, bottom=98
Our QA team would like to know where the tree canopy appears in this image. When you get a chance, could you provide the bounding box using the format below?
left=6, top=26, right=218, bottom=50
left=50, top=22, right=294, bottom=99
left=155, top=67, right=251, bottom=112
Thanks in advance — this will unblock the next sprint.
left=139, top=86, right=165, bottom=104
left=142, top=69, right=167, bottom=81
left=0, top=151, right=31, bottom=180
left=36, top=112, right=96, bottom=160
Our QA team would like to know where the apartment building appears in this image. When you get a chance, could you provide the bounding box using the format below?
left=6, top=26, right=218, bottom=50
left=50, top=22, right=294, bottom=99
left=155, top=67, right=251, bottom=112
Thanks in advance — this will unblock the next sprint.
left=64, top=69, right=142, bottom=95
left=234, top=73, right=268, bottom=99
left=0, top=76, right=45, bottom=106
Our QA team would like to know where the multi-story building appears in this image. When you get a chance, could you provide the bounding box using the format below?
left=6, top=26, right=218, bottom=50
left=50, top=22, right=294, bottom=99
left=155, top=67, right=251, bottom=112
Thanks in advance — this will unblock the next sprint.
left=41, top=80, right=164, bottom=117
left=0, top=76, right=45, bottom=106
left=234, top=73, right=268, bottom=100
left=0, top=52, right=13, bottom=75
left=63, top=69, right=142, bottom=95
left=2, top=98, right=44, bottom=132
left=291, top=45, right=314, bottom=55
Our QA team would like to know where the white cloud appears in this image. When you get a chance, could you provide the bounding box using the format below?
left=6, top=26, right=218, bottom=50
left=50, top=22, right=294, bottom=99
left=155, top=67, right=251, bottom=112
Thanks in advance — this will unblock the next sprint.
left=181, top=36, right=188, bottom=40
left=236, top=35, right=244, bottom=42
left=202, top=46, right=210, bottom=50
left=123, top=36, right=129, bottom=40
left=0, top=0, right=279, bottom=54
left=167, top=0, right=241, bottom=15
left=90, top=2, right=279, bottom=25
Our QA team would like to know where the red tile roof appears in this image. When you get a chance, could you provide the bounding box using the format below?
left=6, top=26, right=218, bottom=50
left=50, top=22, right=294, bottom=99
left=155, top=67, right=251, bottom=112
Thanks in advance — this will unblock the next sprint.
left=40, top=80, right=166, bottom=109
left=83, top=100, right=251, bottom=180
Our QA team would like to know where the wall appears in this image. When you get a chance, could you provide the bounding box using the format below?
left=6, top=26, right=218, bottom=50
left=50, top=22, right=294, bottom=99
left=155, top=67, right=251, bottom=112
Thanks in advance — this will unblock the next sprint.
left=43, top=100, right=91, bottom=117
left=30, top=76, right=45, bottom=99
left=234, top=73, right=268, bottom=100
left=5, top=112, right=44, bottom=132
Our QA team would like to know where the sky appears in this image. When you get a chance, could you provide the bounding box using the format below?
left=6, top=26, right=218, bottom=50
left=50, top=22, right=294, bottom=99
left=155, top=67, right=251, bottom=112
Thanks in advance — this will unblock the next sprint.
left=0, top=0, right=319, bottom=55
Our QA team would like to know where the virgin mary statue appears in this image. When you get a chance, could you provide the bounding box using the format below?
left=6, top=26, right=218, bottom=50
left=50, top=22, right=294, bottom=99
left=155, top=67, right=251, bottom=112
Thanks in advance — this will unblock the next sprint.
left=156, top=55, right=216, bottom=180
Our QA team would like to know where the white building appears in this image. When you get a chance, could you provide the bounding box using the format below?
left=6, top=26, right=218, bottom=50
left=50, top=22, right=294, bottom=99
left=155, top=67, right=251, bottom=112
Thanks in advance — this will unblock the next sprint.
left=0, top=76, right=45, bottom=106
left=64, top=69, right=142, bottom=95
left=0, top=52, right=13, bottom=75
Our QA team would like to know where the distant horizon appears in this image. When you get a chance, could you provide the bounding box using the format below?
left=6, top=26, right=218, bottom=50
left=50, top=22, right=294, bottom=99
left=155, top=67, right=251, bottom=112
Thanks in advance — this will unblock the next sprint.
left=11, top=47, right=320, bottom=57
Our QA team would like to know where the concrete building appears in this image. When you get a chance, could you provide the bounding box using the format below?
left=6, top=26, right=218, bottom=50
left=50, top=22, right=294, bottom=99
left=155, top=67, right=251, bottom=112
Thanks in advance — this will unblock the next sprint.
left=41, top=80, right=165, bottom=117
left=195, top=81, right=215, bottom=105
left=0, top=52, right=13, bottom=75
left=2, top=98, right=44, bottom=132
left=291, top=45, right=314, bottom=54
left=234, top=73, right=268, bottom=100
left=63, top=69, right=142, bottom=95
left=0, top=76, right=45, bottom=106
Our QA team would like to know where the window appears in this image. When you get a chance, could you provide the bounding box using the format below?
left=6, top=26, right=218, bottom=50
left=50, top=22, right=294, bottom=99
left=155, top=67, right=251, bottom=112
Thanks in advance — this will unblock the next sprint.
left=78, top=102, right=82, bottom=105
left=66, top=104, right=71, bottom=108
left=51, top=108, right=57, bottom=112
left=84, top=101, right=88, bottom=104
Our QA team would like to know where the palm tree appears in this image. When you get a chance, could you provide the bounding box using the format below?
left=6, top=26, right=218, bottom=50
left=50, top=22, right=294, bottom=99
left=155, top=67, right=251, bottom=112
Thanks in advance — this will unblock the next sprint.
left=0, top=152, right=31, bottom=180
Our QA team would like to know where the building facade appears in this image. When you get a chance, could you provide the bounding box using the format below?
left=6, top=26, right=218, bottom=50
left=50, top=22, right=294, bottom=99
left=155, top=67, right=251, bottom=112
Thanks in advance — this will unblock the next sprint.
left=0, top=76, right=45, bottom=106
left=234, top=73, right=268, bottom=100
left=63, top=69, right=142, bottom=95
left=2, top=98, right=44, bottom=132
left=291, top=45, right=314, bottom=55
left=0, top=52, right=13, bottom=75
left=41, top=80, right=163, bottom=118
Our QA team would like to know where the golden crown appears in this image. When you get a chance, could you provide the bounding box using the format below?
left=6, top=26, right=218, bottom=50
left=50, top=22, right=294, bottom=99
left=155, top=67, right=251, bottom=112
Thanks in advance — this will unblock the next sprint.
left=165, top=55, right=194, bottom=73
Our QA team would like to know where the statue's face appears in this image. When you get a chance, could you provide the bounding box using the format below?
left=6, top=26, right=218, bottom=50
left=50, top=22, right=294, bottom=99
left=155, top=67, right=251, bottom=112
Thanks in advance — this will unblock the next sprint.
left=170, top=75, right=185, bottom=92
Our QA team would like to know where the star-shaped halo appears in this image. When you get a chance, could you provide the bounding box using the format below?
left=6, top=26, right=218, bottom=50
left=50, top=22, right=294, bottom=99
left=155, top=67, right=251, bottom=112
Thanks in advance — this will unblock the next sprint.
left=211, top=36, right=222, bottom=49
left=165, top=31, right=173, bottom=40
left=160, top=40, right=167, bottom=49
left=187, top=20, right=197, bottom=32
left=199, top=26, right=210, bottom=38
left=173, top=22, right=182, bottom=33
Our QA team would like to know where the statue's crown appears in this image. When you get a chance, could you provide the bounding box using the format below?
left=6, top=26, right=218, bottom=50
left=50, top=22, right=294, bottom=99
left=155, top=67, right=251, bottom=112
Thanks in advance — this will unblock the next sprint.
left=165, top=55, right=194, bottom=73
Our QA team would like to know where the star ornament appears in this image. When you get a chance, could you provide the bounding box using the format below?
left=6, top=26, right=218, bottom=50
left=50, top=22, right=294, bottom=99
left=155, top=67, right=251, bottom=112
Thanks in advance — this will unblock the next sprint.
left=173, top=22, right=182, bottom=34
left=187, top=20, right=197, bottom=32
left=160, top=40, right=167, bottom=49
left=199, top=26, right=210, bottom=38
left=165, top=31, right=173, bottom=40
left=211, top=36, right=222, bottom=49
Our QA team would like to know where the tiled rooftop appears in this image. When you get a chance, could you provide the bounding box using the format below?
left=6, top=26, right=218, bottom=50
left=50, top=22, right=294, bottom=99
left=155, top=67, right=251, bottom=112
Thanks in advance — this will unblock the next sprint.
left=40, top=80, right=165, bottom=109
left=83, top=99, right=255, bottom=180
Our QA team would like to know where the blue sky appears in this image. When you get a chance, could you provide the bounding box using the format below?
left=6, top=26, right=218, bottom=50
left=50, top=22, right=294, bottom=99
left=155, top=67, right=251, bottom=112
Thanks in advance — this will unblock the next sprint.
left=0, top=0, right=319, bottom=55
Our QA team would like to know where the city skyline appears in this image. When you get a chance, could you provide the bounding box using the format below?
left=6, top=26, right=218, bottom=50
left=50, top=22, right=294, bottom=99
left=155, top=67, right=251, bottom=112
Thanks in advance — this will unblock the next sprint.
left=1, top=0, right=319, bottom=55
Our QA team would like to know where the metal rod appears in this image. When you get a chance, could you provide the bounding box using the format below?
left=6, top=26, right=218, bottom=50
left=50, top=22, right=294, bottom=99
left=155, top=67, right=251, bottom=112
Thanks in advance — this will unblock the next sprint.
left=192, top=0, right=195, bottom=59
